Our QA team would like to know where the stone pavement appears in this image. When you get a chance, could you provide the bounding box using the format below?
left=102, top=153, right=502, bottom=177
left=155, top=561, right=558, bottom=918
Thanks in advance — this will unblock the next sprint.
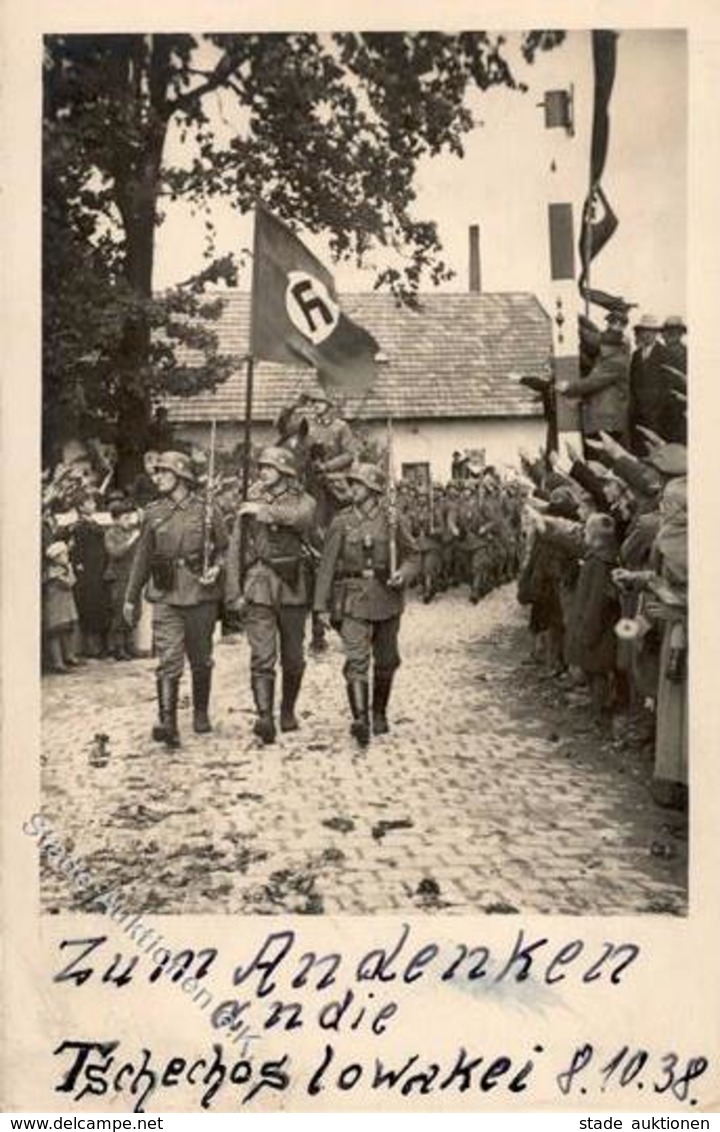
left=40, top=585, right=688, bottom=916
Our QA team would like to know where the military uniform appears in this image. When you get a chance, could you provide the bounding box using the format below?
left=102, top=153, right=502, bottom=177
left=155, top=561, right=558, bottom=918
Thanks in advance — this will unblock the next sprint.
left=125, top=452, right=228, bottom=748
left=439, top=488, right=460, bottom=588
left=226, top=448, right=316, bottom=744
left=314, top=464, right=419, bottom=745
left=306, top=416, right=356, bottom=474
left=299, top=393, right=357, bottom=652
left=415, top=486, right=443, bottom=603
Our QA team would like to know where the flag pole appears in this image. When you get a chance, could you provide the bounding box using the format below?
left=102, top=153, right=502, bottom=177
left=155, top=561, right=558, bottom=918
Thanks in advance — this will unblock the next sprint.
left=241, top=354, right=254, bottom=503
left=202, top=416, right=217, bottom=578
left=238, top=204, right=261, bottom=587
left=386, top=416, right=398, bottom=577
left=583, top=188, right=594, bottom=320
left=237, top=352, right=255, bottom=591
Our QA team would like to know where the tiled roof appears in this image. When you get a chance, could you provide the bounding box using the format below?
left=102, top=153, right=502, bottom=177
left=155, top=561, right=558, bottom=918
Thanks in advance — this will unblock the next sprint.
left=165, top=290, right=550, bottom=423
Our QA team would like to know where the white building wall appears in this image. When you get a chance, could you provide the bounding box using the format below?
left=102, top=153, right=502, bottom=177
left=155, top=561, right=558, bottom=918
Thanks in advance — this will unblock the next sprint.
left=367, top=416, right=546, bottom=480
left=173, top=415, right=545, bottom=480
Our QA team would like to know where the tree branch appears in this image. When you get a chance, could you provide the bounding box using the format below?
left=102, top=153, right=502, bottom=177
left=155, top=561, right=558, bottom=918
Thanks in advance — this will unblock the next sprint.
left=167, top=50, right=245, bottom=115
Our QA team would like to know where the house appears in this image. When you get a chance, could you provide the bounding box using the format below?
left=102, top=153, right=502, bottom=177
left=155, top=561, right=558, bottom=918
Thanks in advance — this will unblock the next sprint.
left=166, top=289, right=552, bottom=481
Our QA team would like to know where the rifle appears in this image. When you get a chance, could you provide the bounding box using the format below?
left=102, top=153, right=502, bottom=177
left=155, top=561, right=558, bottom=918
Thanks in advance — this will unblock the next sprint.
left=202, top=418, right=217, bottom=579
left=386, top=417, right=398, bottom=576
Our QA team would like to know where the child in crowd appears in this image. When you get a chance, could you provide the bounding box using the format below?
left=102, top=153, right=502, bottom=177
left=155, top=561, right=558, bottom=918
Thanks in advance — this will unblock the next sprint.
left=104, top=497, right=141, bottom=660
left=42, top=540, right=81, bottom=673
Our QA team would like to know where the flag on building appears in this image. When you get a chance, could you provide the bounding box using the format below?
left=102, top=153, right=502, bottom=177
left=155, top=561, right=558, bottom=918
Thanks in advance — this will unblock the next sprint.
left=250, top=204, right=379, bottom=396
left=579, top=31, right=620, bottom=294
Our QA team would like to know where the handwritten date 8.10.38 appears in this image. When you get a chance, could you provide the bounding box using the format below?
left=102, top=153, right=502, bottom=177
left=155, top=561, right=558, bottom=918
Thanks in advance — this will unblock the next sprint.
left=556, top=1045, right=709, bottom=1105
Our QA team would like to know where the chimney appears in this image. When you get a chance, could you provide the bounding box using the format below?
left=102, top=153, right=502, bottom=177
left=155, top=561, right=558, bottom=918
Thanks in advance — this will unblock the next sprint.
left=469, top=224, right=482, bottom=293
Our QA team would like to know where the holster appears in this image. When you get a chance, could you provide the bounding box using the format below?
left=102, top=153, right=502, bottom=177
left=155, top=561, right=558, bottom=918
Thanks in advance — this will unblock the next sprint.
left=268, top=556, right=301, bottom=591
left=150, top=556, right=175, bottom=592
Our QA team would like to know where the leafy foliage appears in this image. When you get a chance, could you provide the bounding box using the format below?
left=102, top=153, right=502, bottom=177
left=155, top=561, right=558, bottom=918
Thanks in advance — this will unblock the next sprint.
left=43, top=31, right=565, bottom=469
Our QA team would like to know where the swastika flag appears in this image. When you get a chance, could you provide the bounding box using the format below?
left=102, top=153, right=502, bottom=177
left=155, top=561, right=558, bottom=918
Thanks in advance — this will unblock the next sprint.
left=250, top=204, right=380, bottom=396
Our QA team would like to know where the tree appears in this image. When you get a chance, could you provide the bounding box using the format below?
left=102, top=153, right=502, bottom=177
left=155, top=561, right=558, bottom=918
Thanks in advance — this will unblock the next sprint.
left=43, top=31, right=565, bottom=477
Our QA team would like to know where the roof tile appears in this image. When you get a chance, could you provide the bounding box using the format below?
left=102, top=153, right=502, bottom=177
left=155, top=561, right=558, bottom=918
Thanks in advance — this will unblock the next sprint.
left=166, top=290, right=550, bottom=423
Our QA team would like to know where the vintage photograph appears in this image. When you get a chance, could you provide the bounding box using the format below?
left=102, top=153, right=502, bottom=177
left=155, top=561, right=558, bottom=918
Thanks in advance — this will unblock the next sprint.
left=40, top=29, right=688, bottom=917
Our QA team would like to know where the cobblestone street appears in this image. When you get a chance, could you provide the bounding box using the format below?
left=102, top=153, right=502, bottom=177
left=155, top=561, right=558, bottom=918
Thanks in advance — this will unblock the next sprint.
left=40, top=585, right=688, bottom=916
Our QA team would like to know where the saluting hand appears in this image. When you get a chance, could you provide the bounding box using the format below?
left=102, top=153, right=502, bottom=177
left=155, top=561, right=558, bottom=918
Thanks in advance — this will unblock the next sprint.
left=388, top=570, right=405, bottom=591
left=564, top=440, right=581, bottom=465
left=199, top=564, right=221, bottom=587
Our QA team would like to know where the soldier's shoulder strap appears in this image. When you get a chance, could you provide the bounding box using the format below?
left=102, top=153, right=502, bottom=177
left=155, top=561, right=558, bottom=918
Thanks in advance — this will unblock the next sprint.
left=144, top=498, right=182, bottom=535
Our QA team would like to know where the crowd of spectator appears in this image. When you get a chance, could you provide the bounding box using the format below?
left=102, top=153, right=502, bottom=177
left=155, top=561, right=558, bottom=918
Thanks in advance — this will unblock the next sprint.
left=518, top=312, right=688, bottom=809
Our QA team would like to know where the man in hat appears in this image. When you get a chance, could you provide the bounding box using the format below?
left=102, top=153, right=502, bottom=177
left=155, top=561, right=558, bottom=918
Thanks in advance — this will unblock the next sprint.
left=662, top=316, right=688, bottom=375
left=225, top=446, right=316, bottom=744
left=627, top=313, right=674, bottom=454
left=556, top=313, right=631, bottom=455
left=124, top=450, right=228, bottom=749
left=314, top=463, right=419, bottom=747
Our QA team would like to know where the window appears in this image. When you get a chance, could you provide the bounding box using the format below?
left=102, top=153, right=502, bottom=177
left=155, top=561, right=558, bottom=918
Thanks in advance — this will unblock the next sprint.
left=401, top=462, right=430, bottom=488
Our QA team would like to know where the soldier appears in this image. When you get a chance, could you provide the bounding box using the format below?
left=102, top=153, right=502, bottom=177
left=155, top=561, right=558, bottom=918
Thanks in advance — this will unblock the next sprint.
left=439, top=482, right=461, bottom=588
left=294, top=389, right=357, bottom=653
left=225, top=446, right=316, bottom=745
left=124, top=450, right=228, bottom=749
left=301, top=389, right=356, bottom=477
left=314, top=463, right=419, bottom=747
left=416, top=482, right=443, bottom=603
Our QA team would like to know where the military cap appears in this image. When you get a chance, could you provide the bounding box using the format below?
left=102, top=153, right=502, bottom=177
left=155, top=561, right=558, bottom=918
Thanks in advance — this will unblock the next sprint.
left=258, top=446, right=299, bottom=478
left=347, top=463, right=386, bottom=494
left=154, top=450, right=196, bottom=483
left=301, top=387, right=333, bottom=405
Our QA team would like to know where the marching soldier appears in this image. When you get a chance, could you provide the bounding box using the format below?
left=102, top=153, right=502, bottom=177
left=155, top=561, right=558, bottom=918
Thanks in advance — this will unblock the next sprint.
left=314, top=463, right=419, bottom=747
left=225, top=446, right=316, bottom=745
left=124, top=450, right=228, bottom=749
left=416, top=482, right=443, bottom=603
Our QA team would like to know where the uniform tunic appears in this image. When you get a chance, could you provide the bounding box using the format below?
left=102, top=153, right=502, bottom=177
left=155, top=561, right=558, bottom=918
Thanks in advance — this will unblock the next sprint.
left=125, top=493, right=228, bottom=679
left=314, top=497, right=419, bottom=682
left=226, top=481, right=316, bottom=678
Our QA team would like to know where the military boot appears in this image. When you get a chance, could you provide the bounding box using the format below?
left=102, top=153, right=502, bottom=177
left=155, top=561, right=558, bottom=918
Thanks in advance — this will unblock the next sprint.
left=372, top=671, right=394, bottom=735
left=310, top=611, right=328, bottom=653
left=347, top=680, right=370, bottom=747
left=422, top=573, right=436, bottom=604
left=153, top=677, right=180, bottom=750
left=252, top=675, right=276, bottom=744
left=280, top=669, right=303, bottom=732
left=192, top=667, right=213, bottom=734
left=152, top=676, right=167, bottom=742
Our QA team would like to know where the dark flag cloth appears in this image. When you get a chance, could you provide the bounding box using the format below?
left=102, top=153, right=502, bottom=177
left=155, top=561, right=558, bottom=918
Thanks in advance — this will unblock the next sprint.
left=582, top=286, right=636, bottom=317
left=250, top=204, right=379, bottom=396
left=579, top=185, right=618, bottom=290
left=579, top=30, right=620, bottom=293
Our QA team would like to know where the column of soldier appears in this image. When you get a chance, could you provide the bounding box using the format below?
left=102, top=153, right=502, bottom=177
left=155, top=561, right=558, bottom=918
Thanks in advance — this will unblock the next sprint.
left=41, top=389, right=524, bottom=756
left=516, top=312, right=688, bottom=811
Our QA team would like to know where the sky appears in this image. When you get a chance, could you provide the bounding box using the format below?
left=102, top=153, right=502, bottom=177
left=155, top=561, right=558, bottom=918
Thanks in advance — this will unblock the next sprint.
left=153, top=29, right=687, bottom=323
